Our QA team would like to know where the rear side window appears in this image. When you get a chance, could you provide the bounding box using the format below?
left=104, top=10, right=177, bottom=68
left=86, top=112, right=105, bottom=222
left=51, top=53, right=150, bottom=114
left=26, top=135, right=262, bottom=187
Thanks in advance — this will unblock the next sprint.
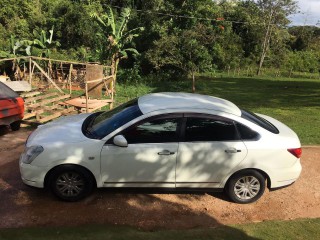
left=241, top=110, right=279, bottom=134
left=236, top=123, right=260, bottom=140
left=0, top=82, right=19, bottom=99
left=185, top=117, right=239, bottom=142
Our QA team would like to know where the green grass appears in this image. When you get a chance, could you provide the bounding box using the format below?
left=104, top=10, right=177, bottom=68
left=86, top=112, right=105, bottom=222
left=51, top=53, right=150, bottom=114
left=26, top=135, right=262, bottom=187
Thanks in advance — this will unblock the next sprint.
left=115, top=75, right=320, bottom=145
left=0, top=218, right=319, bottom=240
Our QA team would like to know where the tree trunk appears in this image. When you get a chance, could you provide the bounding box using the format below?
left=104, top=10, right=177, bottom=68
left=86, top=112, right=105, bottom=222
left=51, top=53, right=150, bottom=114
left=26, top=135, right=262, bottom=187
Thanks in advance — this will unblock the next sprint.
left=192, top=71, right=195, bottom=93
left=257, top=10, right=274, bottom=76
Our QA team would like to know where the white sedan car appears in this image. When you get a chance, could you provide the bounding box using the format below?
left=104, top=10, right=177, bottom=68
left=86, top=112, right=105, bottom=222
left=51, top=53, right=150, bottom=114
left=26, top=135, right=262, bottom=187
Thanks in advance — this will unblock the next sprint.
left=20, top=93, right=302, bottom=203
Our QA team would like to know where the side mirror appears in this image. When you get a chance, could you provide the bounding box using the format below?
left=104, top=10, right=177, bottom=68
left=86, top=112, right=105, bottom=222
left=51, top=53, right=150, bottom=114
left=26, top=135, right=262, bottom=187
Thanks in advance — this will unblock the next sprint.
left=113, top=135, right=128, bottom=147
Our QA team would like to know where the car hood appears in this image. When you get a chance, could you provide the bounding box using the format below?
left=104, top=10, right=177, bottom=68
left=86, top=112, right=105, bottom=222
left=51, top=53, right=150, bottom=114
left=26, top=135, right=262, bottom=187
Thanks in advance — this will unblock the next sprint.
left=27, top=113, right=92, bottom=146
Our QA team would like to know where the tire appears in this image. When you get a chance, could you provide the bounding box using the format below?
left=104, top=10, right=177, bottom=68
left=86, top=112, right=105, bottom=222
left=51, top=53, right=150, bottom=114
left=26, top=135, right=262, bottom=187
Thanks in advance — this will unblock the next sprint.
left=225, top=170, right=266, bottom=204
left=10, top=121, right=21, bottom=131
left=48, top=165, right=94, bottom=202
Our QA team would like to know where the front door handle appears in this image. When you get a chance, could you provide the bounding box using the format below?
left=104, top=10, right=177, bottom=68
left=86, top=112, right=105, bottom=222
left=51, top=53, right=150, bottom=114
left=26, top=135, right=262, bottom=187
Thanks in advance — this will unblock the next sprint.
left=225, top=148, right=241, bottom=154
left=158, top=150, right=175, bottom=155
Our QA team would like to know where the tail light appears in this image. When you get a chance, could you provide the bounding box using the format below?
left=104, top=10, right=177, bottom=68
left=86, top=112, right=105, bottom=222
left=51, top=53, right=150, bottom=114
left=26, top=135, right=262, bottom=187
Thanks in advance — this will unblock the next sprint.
left=288, top=148, right=302, bottom=158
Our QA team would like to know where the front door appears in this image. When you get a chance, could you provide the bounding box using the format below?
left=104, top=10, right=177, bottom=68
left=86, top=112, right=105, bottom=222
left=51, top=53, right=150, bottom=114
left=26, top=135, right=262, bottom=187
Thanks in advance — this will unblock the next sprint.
left=100, top=114, right=182, bottom=187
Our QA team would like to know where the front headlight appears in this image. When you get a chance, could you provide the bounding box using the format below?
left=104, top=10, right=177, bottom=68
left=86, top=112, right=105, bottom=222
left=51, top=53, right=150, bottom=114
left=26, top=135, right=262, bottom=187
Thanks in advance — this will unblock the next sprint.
left=21, top=146, right=44, bottom=164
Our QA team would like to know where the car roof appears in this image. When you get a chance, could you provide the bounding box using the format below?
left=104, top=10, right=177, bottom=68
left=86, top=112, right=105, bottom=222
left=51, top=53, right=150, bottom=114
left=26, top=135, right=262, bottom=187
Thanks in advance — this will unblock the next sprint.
left=138, top=92, right=241, bottom=116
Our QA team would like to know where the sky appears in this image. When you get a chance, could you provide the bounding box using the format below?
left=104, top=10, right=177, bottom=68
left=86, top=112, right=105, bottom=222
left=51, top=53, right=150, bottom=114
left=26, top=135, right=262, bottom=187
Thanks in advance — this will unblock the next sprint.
left=289, top=0, right=320, bottom=26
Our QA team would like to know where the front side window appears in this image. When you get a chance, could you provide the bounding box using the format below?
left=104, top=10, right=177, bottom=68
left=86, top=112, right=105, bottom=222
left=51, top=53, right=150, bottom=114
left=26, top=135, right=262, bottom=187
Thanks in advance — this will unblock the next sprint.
left=122, top=116, right=181, bottom=144
left=185, top=117, right=239, bottom=142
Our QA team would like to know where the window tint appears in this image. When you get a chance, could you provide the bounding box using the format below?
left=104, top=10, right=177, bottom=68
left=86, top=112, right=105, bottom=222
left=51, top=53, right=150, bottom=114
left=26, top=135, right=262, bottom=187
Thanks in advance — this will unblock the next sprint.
left=123, top=117, right=180, bottom=144
left=236, top=123, right=260, bottom=140
left=241, top=110, right=279, bottom=134
left=185, top=117, right=239, bottom=141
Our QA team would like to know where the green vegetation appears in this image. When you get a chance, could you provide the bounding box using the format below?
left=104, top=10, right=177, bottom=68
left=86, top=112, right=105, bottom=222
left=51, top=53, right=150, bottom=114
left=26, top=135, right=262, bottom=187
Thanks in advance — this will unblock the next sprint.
left=116, top=75, right=320, bottom=145
left=0, top=218, right=319, bottom=240
left=1, top=0, right=319, bottom=80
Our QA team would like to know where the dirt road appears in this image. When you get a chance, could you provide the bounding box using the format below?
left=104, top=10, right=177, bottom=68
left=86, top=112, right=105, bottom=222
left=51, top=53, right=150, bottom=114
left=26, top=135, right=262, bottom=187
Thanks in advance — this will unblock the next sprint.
left=0, top=128, right=319, bottom=230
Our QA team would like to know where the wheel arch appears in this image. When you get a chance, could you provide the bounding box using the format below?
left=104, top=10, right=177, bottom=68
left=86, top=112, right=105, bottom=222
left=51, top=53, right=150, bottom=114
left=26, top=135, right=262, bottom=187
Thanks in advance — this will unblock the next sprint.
left=225, top=168, right=271, bottom=189
left=44, top=164, right=97, bottom=189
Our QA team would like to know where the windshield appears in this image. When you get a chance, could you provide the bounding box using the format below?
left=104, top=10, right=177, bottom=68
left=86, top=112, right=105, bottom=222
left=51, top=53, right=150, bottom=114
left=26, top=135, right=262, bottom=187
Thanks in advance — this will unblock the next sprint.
left=241, top=109, right=279, bottom=134
left=84, top=99, right=143, bottom=139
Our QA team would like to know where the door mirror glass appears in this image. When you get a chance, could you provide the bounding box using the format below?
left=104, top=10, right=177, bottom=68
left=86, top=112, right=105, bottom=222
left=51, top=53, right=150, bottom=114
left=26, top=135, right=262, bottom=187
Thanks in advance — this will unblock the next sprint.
left=113, top=135, right=128, bottom=147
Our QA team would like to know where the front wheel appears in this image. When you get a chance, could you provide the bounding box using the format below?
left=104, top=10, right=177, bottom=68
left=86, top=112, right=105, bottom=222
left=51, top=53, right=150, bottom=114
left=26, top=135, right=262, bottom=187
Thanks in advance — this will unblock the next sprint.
left=48, top=166, right=94, bottom=201
left=225, top=170, right=266, bottom=204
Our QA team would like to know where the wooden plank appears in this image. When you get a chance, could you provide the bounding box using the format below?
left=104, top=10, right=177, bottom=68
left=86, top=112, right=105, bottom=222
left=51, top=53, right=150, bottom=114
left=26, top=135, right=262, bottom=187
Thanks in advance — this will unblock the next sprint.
left=23, top=112, right=36, bottom=120
left=32, top=60, right=64, bottom=93
left=63, top=98, right=113, bottom=108
left=20, top=91, right=41, bottom=98
left=38, top=112, right=61, bottom=123
left=38, top=108, right=74, bottom=123
left=23, top=110, right=44, bottom=120
left=0, top=56, right=28, bottom=62
left=29, top=94, right=71, bottom=108
left=24, top=92, right=59, bottom=103
left=85, top=75, right=114, bottom=84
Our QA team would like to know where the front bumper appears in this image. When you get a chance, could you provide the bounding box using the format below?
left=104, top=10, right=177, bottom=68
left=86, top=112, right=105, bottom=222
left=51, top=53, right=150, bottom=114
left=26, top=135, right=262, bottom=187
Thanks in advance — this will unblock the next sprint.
left=19, top=158, right=46, bottom=188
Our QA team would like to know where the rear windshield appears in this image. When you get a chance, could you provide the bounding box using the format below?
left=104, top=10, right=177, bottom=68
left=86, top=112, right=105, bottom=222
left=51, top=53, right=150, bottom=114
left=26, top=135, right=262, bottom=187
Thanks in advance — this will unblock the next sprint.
left=241, top=110, right=279, bottom=134
left=0, top=82, right=19, bottom=99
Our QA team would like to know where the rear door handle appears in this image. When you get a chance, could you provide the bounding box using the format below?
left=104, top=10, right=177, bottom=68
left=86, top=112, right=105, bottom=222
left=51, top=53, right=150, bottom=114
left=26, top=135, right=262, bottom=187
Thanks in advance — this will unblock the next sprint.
left=225, top=148, right=241, bottom=154
left=158, top=150, right=175, bottom=155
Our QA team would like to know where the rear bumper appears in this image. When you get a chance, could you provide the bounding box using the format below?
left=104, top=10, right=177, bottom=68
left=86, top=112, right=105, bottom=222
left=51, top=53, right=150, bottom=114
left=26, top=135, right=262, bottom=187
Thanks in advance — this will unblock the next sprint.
left=270, top=159, right=302, bottom=189
left=0, top=115, right=22, bottom=126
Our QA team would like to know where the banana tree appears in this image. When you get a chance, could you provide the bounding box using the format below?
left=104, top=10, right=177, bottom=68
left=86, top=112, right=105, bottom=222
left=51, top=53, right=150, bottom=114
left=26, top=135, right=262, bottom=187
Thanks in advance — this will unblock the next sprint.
left=1, top=36, right=33, bottom=80
left=32, top=27, right=60, bottom=58
left=32, top=27, right=61, bottom=77
left=91, top=7, right=143, bottom=83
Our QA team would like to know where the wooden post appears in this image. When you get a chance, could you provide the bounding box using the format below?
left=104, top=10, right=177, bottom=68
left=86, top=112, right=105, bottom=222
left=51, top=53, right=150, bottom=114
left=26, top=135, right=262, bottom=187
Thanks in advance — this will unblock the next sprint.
left=32, top=60, right=64, bottom=93
left=29, top=57, right=32, bottom=84
left=85, top=82, right=89, bottom=113
left=68, top=64, right=73, bottom=95
left=23, top=62, right=26, bottom=79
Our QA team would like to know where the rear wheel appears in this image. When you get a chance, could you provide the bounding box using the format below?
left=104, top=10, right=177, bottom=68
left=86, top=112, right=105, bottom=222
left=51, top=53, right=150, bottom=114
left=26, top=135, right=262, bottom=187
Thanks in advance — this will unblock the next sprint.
left=48, top=166, right=94, bottom=201
left=226, top=170, right=265, bottom=204
left=10, top=121, right=21, bottom=131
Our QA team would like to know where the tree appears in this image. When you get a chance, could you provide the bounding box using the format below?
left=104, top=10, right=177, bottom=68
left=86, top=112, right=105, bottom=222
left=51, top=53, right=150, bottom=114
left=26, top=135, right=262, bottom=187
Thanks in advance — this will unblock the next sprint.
left=32, top=27, right=60, bottom=58
left=91, top=6, right=144, bottom=80
left=146, top=25, right=213, bottom=92
left=256, top=0, right=297, bottom=75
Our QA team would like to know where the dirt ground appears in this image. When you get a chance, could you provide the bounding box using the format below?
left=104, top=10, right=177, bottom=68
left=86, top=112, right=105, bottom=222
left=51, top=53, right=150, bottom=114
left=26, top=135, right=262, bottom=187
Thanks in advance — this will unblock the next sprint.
left=0, top=127, right=319, bottom=230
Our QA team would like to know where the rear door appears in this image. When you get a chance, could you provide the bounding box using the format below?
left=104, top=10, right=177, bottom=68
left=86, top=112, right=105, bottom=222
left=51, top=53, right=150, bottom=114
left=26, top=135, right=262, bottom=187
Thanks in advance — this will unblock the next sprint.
left=176, top=114, right=248, bottom=188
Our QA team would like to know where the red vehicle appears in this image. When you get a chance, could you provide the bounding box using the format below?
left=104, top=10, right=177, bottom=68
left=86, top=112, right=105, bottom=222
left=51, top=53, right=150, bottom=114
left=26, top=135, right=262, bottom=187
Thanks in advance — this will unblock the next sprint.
left=0, top=82, right=24, bottom=131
